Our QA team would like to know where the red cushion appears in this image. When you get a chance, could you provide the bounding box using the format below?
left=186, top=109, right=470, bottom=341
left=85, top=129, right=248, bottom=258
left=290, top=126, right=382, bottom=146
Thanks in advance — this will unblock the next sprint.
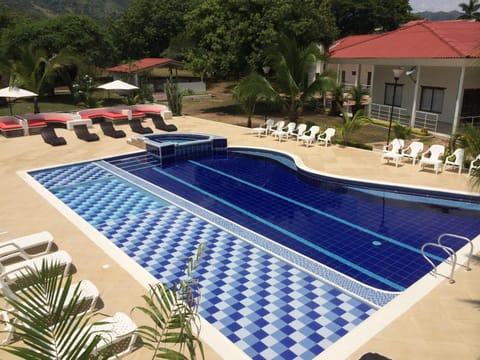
left=0, top=121, right=22, bottom=130
left=28, top=119, right=47, bottom=127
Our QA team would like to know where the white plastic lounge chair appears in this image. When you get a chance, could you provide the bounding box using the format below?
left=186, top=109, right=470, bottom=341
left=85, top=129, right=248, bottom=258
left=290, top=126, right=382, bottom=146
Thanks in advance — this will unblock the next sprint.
left=291, top=123, right=307, bottom=142
left=381, top=139, right=404, bottom=167
left=251, top=118, right=274, bottom=137
left=1, top=280, right=100, bottom=344
left=0, top=231, right=53, bottom=260
left=268, top=120, right=285, bottom=136
left=273, top=122, right=296, bottom=142
left=91, top=312, right=138, bottom=359
left=299, top=126, right=320, bottom=147
left=419, top=144, right=445, bottom=174
left=317, top=128, right=336, bottom=147
left=383, top=138, right=404, bottom=153
left=401, top=141, right=424, bottom=165
left=0, top=250, right=72, bottom=289
left=468, top=154, right=480, bottom=176
left=443, top=148, right=464, bottom=174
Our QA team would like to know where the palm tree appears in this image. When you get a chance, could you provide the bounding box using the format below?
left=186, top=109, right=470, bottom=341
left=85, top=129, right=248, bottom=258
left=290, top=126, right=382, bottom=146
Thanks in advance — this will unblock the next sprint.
left=338, top=108, right=371, bottom=144
left=452, top=125, right=480, bottom=191
left=0, top=261, right=104, bottom=359
left=134, top=243, right=205, bottom=359
left=347, top=84, right=370, bottom=115
left=8, top=45, right=76, bottom=113
left=268, top=35, right=336, bottom=122
left=458, top=0, right=480, bottom=20
left=231, top=72, right=278, bottom=128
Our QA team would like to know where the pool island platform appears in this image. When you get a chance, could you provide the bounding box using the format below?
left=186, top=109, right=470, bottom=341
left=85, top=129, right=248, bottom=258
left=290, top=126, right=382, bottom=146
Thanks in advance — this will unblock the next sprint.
left=0, top=115, right=478, bottom=360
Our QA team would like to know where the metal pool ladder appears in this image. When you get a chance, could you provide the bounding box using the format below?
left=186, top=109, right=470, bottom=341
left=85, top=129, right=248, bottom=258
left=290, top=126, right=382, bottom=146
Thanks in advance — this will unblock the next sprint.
left=421, top=233, right=474, bottom=284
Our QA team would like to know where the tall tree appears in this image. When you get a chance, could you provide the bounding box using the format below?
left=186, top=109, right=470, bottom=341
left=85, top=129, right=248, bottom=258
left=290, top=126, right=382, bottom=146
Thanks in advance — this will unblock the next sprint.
left=8, top=45, right=76, bottom=113
left=331, top=0, right=414, bottom=37
left=458, top=0, right=480, bottom=20
left=184, top=0, right=337, bottom=78
left=1, top=14, right=114, bottom=68
left=109, top=0, right=194, bottom=61
left=268, top=35, right=336, bottom=122
left=231, top=72, right=278, bottom=127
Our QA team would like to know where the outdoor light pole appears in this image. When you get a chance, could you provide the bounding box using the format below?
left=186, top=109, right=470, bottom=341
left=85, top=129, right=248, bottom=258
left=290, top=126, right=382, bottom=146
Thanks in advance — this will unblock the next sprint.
left=386, top=68, right=404, bottom=146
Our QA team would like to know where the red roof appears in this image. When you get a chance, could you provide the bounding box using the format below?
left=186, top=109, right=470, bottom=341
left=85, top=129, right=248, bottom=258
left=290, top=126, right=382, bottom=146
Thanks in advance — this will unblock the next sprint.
left=107, top=58, right=183, bottom=73
left=329, top=20, right=480, bottom=59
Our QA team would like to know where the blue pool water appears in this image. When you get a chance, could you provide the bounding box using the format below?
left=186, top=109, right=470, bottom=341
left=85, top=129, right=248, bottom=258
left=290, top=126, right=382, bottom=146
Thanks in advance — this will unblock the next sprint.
left=28, top=149, right=480, bottom=360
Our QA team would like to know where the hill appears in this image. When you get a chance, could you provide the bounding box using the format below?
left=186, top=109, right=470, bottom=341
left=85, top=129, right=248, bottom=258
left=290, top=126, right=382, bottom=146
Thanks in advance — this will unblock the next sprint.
left=414, top=10, right=462, bottom=21
left=1, top=0, right=130, bottom=20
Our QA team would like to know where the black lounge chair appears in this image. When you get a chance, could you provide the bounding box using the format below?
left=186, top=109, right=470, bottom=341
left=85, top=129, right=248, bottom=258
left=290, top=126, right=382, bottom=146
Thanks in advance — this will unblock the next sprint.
left=73, top=124, right=99, bottom=142
left=148, top=113, right=177, bottom=132
left=100, top=121, right=126, bottom=138
left=40, top=126, right=67, bottom=146
left=129, top=118, right=153, bottom=134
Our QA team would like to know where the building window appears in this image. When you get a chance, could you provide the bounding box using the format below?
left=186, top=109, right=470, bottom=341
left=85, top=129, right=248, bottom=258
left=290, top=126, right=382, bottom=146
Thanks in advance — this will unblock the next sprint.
left=341, top=71, right=346, bottom=83
left=420, top=87, right=444, bottom=113
left=384, top=83, right=403, bottom=107
left=367, top=72, right=372, bottom=86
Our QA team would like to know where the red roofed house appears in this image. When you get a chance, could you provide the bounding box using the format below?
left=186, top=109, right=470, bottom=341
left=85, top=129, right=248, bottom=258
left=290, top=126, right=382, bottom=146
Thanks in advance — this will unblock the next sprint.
left=325, top=20, right=480, bottom=134
left=107, top=58, right=206, bottom=94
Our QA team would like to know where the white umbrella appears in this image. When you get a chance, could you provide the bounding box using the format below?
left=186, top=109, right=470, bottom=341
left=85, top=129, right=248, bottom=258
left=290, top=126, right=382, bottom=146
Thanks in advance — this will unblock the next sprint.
left=97, top=80, right=138, bottom=90
left=0, top=86, right=38, bottom=115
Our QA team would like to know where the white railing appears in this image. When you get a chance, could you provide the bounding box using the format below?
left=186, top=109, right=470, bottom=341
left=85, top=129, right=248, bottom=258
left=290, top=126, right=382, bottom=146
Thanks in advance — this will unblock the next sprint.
left=370, top=103, right=409, bottom=126
left=415, top=111, right=438, bottom=133
left=460, top=115, right=480, bottom=128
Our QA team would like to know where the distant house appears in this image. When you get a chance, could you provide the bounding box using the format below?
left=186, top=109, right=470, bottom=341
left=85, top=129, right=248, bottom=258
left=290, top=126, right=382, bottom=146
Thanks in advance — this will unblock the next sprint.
left=106, top=58, right=206, bottom=94
left=325, top=20, right=480, bottom=134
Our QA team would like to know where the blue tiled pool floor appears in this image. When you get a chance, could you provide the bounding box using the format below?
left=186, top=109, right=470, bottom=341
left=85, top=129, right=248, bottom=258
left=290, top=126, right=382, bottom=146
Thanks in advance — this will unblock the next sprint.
left=30, top=162, right=376, bottom=360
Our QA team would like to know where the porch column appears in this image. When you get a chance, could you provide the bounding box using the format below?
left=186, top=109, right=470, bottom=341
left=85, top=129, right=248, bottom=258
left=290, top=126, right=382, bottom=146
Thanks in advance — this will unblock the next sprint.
left=337, top=64, right=341, bottom=84
left=355, top=64, right=360, bottom=86
left=410, top=66, right=421, bottom=128
left=368, top=65, right=376, bottom=117
left=452, top=66, right=465, bottom=134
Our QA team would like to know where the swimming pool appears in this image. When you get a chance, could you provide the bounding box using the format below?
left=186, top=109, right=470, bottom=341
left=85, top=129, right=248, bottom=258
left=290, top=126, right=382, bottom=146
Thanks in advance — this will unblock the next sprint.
left=27, top=147, right=480, bottom=360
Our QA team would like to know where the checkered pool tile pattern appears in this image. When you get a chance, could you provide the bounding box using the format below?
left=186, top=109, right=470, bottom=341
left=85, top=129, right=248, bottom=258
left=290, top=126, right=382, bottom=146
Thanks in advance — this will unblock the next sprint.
left=30, top=162, right=376, bottom=360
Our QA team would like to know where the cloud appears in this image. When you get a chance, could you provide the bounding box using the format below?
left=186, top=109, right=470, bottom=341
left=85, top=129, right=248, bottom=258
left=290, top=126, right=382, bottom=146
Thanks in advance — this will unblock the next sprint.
left=410, top=0, right=458, bottom=12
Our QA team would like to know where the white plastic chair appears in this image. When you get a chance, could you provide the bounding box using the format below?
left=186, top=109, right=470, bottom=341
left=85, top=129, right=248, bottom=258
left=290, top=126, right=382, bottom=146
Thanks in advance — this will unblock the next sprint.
left=91, top=312, right=138, bottom=359
left=1, top=279, right=99, bottom=344
left=419, top=144, right=445, bottom=174
left=251, top=118, right=274, bottom=137
left=317, top=128, right=336, bottom=147
left=383, top=138, right=404, bottom=153
left=273, top=122, right=296, bottom=142
left=443, top=148, right=464, bottom=174
left=299, top=126, right=320, bottom=147
left=401, top=141, right=424, bottom=165
left=0, top=250, right=72, bottom=289
left=268, top=120, right=285, bottom=137
left=468, top=154, right=480, bottom=176
left=381, top=139, right=405, bottom=167
left=291, top=124, right=307, bottom=142
left=0, top=231, right=53, bottom=260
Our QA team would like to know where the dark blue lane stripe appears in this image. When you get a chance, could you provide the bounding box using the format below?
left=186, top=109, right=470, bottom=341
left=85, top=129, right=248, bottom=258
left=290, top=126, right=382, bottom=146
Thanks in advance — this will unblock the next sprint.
left=153, top=166, right=406, bottom=291
left=190, top=160, right=443, bottom=261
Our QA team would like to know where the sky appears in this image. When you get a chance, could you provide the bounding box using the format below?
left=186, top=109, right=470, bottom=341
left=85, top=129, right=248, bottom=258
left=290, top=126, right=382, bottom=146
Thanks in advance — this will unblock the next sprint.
left=410, top=0, right=459, bottom=12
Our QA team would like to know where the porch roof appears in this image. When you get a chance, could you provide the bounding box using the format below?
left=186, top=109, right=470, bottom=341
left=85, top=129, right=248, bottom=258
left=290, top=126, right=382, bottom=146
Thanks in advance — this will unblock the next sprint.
left=107, top=58, right=184, bottom=73
left=329, top=20, right=480, bottom=60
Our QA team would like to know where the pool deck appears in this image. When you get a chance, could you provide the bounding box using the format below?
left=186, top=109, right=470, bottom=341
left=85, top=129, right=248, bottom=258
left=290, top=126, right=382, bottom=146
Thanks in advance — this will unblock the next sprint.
left=0, top=115, right=479, bottom=360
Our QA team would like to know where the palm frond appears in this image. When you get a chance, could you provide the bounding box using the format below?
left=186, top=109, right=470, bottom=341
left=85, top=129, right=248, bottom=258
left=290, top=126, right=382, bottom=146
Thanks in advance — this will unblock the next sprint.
left=0, top=260, right=103, bottom=359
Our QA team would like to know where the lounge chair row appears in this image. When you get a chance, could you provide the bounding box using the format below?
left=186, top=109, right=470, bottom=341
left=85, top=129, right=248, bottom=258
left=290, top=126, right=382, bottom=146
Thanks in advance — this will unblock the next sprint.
left=40, top=117, right=159, bottom=146
left=252, top=119, right=336, bottom=147
left=0, top=230, right=137, bottom=358
left=382, top=138, right=480, bottom=175
left=0, top=104, right=176, bottom=138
